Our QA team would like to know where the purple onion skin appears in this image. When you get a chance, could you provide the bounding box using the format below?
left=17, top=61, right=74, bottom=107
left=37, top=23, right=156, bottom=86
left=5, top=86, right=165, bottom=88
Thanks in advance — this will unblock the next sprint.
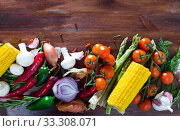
left=153, top=99, right=161, bottom=106
left=175, top=70, right=180, bottom=81
left=52, top=77, right=79, bottom=102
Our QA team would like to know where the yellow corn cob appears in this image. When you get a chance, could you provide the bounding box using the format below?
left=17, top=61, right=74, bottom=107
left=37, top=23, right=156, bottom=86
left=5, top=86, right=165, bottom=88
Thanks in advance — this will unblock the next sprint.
left=0, top=43, right=20, bottom=77
left=107, top=61, right=151, bottom=112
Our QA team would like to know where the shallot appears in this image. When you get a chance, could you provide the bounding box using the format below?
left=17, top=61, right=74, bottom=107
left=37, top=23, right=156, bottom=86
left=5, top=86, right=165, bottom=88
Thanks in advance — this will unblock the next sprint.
left=43, top=42, right=58, bottom=71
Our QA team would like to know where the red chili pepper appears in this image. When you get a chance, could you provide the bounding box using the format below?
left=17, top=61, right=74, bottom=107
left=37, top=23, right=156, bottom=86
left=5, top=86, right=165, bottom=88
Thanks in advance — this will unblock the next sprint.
left=13, top=96, right=23, bottom=100
left=85, top=43, right=91, bottom=48
left=13, top=52, right=44, bottom=84
left=72, top=48, right=77, bottom=52
left=79, top=87, right=96, bottom=98
left=31, top=76, right=58, bottom=97
left=85, top=51, right=87, bottom=57
left=1, top=76, right=37, bottom=98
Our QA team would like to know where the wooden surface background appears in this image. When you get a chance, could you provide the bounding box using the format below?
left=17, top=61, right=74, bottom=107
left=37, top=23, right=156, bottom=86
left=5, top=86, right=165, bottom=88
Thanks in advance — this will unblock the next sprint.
left=0, top=0, right=180, bottom=116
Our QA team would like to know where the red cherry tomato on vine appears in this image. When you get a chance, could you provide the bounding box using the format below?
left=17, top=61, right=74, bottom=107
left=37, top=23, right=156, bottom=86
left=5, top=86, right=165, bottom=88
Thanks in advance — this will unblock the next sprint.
left=132, top=93, right=142, bottom=104
left=100, top=65, right=115, bottom=79
left=139, top=38, right=152, bottom=51
left=160, top=71, right=174, bottom=85
left=95, top=78, right=107, bottom=90
left=139, top=99, right=152, bottom=111
left=98, top=45, right=110, bottom=59
left=84, top=55, right=97, bottom=68
left=92, top=44, right=103, bottom=55
left=132, top=49, right=147, bottom=63
left=102, top=54, right=115, bottom=66
left=151, top=65, right=161, bottom=78
left=146, top=84, right=158, bottom=97
left=153, top=51, right=166, bottom=65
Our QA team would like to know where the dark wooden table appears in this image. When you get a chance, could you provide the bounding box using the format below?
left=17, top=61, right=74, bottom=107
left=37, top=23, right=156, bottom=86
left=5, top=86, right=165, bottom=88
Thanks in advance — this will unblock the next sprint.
left=0, top=0, right=179, bottom=116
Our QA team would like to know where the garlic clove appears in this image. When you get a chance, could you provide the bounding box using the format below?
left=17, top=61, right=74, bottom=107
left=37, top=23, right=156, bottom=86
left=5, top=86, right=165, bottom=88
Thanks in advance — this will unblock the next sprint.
left=27, top=38, right=39, bottom=49
left=163, top=92, right=173, bottom=103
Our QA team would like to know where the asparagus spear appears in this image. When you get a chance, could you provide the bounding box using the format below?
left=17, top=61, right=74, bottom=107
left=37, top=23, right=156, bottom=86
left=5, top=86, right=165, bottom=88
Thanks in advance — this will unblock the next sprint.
left=114, top=34, right=140, bottom=71
left=115, top=37, right=128, bottom=62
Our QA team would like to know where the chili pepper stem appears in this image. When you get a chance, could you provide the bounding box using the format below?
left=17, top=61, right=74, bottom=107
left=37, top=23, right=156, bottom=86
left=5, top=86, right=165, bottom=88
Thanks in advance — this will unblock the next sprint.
left=40, top=32, right=44, bottom=52
left=53, top=63, right=60, bottom=77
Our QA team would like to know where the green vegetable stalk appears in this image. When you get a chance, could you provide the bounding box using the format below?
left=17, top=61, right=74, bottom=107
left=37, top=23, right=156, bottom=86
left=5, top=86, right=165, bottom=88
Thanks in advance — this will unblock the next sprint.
left=0, top=96, right=39, bottom=109
left=117, top=58, right=132, bottom=81
left=115, top=34, right=140, bottom=71
left=115, top=37, right=128, bottom=62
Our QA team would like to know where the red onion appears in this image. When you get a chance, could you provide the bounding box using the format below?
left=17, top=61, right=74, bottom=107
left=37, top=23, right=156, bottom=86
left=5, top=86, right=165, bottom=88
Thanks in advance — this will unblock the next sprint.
left=52, top=77, right=79, bottom=102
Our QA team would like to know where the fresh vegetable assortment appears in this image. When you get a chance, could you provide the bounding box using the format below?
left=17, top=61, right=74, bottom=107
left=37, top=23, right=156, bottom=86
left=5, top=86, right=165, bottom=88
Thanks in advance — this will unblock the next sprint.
left=0, top=33, right=179, bottom=115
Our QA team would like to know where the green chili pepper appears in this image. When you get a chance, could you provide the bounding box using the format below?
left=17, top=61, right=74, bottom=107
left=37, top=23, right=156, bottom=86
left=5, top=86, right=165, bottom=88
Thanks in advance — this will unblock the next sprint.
left=26, top=96, right=55, bottom=110
left=35, top=61, right=49, bottom=87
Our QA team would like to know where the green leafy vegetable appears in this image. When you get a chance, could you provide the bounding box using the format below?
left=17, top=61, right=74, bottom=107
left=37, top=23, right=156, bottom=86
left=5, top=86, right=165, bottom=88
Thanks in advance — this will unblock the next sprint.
left=0, top=96, right=40, bottom=109
left=170, top=46, right=180, bottom=72
left=158, top=37, right=172, bottom=58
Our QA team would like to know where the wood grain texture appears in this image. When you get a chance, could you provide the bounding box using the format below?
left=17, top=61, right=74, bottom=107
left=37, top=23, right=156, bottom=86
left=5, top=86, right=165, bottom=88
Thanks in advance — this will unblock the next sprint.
left=0, top=0, right=180, bottom=116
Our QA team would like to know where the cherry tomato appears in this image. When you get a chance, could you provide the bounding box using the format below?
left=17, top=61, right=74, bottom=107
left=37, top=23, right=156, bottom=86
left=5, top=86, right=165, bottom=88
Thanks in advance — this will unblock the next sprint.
left=98, top=45, right=110, bottom=59
left=139, top=99, right=152, bottom=111
left=84, top=55, right=97, bottom=68
left=132, top=49, right=147, bottom=63
left=146, top=84, right=158, bottom=97
left=102, top=54, right=115, bottom=66
left=132, top=93, right=142, bottom=104
left=92, top=44, right=103, bottom=55
left=100, top=65, right=115, bottom=79
left=95, top=78, right=107, bottom=90
left=160, top=71, right=174, bottom=85
left=139, top=38, right=152, bottom=51
left=153, top=51, right=166, bottom=65
left=151, top=65, right=161, bottom=78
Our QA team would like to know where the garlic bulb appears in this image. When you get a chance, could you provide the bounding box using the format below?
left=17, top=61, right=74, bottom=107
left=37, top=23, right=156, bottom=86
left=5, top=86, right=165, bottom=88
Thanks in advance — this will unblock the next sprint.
left=152, top=91, right=173, bottom=113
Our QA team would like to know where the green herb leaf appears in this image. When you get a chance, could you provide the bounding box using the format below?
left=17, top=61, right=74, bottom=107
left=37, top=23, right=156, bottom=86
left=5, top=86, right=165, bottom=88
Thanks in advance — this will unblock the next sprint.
left=0, top=96, right=40, bottom=109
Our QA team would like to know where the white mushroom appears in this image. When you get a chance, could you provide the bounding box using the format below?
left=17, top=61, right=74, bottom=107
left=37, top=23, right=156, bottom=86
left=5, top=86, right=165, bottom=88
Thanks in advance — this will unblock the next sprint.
left=61, top=47, right=76, bottom=70
left=0, top=81, right=10, bottom=97
left=16, top=43, right=34, bottom=67
left=10, top=63, right=24, bottom=76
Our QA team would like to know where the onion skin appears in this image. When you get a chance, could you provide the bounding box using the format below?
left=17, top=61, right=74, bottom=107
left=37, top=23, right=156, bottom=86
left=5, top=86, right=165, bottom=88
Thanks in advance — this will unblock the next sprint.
left=43, top=42, right=58, bottom=67
left=56, top=99, right=87, bottom=113
left=175, top=70, right=180, bottom=81
left=52, top=77, right=79, bottom=102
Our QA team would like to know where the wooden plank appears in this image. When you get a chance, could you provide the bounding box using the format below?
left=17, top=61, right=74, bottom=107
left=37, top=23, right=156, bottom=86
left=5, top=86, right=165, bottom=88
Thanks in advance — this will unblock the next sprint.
left=0, top=0, right=179, bottom=116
